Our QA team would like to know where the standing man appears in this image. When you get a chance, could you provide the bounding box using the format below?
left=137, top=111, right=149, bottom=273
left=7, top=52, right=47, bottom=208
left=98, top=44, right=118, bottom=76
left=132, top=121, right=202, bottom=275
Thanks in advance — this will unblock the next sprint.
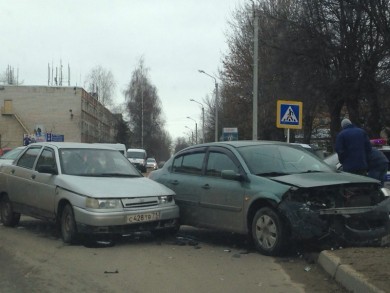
left=335, top=118, right=372, bottom=175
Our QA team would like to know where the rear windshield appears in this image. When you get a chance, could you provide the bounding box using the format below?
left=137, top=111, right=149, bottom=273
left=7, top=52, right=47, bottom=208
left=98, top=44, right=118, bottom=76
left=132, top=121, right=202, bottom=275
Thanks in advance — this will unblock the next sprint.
left=127, top=151, right=146, bottom=159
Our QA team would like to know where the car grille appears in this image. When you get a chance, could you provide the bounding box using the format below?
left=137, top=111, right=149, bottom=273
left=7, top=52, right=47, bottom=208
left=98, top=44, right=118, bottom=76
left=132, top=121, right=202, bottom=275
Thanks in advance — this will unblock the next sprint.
left=121, top=197, right=159, bottom=209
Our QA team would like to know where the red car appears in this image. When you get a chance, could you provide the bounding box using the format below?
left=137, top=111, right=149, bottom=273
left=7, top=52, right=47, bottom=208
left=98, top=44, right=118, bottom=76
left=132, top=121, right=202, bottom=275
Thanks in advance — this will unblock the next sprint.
left=0, top=148, right=12, bottom=157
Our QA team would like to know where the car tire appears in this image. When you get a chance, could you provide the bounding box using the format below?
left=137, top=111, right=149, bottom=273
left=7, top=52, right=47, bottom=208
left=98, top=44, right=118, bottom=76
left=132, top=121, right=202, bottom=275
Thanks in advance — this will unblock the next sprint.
left=251, top=207, right=286, bottom=256
left=0, top=195, right=21, bottom=227
left=61, top=204, right=78, bottom=244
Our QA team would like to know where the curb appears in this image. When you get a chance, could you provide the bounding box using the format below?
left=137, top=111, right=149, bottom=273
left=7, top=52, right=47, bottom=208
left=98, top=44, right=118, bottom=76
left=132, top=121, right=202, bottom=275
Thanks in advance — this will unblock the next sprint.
left=317, top=250, right=385, bottom=293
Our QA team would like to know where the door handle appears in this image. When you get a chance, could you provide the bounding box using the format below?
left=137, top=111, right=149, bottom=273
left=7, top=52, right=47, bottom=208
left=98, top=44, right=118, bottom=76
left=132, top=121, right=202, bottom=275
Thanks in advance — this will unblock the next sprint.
left=201, top=184, right=210, bottom=189
left=31, top=174, right=36, bottom=179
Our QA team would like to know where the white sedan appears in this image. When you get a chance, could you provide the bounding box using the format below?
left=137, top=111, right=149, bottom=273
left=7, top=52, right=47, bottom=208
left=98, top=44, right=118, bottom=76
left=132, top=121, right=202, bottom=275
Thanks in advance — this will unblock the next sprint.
left=0, top=142, right=179, bottom=244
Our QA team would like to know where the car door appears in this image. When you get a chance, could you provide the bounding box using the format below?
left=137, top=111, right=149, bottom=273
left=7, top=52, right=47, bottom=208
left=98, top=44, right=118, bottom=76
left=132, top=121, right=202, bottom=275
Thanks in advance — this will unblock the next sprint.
left=165, top=148, right=206, bottom=226
left=6, top=145, right=42, bottom=211
left=31, top=147, right=58, bottom=218
left=197, top=147, right=246, bottom=233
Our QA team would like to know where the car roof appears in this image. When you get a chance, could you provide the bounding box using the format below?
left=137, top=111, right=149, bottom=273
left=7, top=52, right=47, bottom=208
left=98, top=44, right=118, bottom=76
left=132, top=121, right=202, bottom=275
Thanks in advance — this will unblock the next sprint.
left=27, top=142, right=119, bottom=150
left=176, top=140, right=292, bottom=155
left=127, top=148, right=146, bottom=152
left=191, top=140, right=287, bottom=148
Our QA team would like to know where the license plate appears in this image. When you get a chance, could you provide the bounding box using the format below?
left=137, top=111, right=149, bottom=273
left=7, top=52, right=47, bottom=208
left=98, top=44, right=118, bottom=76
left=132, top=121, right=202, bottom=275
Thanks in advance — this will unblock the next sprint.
left=127, top=212, right=160, bottom=223
left=381, top=234, right=390, bottom=246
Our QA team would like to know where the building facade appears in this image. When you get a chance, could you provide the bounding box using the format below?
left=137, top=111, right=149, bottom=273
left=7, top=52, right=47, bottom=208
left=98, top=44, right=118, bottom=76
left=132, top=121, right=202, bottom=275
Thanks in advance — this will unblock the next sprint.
left=0, top=85, right=118, bottom=148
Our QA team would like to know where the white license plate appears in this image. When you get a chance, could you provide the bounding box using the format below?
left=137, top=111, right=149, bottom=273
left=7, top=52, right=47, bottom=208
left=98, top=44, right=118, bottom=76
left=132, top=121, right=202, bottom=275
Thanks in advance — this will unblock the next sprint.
left=381, top=234, right=390, bottom=246
left=127, top=212, right=160, bottom=223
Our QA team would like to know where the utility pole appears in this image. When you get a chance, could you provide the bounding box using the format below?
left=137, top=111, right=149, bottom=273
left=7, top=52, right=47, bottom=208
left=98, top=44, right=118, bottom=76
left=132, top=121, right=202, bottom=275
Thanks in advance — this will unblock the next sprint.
left=198, top=70, right=219, bottom=142
left=141, top=82, right=144, bottom=148
left=190, top=99, right=205, bottom=143
left=252, top=7, right=259, bottom=141
left=187, top=117, right=198, bottom=144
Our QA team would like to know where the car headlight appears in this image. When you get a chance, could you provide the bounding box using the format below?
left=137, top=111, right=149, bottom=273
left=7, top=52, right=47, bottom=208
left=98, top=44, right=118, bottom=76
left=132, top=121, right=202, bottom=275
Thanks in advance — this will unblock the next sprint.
left=86, top=197, right=122, bottom=209
left=159, top=195, right=173, bottom=204
left=381, top=187, right=390, bottom=197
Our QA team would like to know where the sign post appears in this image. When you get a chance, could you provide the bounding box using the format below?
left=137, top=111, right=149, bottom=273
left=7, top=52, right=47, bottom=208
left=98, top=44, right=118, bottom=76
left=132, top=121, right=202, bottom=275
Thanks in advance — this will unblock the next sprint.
left=276, top=100, right=303, bottom=143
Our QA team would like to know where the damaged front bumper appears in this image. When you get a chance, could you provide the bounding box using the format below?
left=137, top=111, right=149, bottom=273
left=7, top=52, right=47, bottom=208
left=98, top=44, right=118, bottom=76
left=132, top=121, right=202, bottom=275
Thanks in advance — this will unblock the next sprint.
left=279, top=197, right=390, bottom=246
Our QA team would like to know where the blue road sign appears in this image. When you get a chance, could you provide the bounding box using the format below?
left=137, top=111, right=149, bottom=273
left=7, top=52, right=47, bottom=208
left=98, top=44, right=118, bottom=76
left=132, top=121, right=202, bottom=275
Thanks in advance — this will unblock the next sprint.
left=276, top=100, right=302, bottom=129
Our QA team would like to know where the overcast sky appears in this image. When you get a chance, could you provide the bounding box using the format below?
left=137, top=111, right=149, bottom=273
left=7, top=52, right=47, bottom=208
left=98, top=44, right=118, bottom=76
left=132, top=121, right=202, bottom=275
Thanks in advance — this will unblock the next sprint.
left=1, top=0, right=244, bottom=142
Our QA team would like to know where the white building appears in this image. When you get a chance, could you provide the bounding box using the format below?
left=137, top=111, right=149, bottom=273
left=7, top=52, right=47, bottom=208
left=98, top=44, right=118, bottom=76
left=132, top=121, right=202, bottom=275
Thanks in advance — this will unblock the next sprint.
left=0, top=85, right=119, bottom=148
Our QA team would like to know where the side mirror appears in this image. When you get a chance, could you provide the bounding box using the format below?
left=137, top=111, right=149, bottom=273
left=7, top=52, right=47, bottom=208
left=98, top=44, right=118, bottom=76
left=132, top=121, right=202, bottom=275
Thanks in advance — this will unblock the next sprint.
left=221, top=170, right=242, bottom=181
left=37, top=165, right=58, bottom=175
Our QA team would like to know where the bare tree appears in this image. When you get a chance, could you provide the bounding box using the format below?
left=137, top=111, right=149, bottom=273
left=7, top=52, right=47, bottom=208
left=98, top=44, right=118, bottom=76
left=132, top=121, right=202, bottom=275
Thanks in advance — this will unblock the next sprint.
left=124, top=58, right=171, bottom=162
left=220, top=0, right=390, bottom=147
left=301, top=0, right=390, bottom=141
left=84, top=65, right=116, bottom=109
left=173, top=137, right=190, bottom=153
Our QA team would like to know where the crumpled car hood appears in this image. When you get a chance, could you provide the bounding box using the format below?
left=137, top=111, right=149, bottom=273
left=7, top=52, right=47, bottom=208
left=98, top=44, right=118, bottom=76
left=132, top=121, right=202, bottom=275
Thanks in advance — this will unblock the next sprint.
left=56, top=175, right=174, bottom=198
left=270, top=172, right=379, bottom=188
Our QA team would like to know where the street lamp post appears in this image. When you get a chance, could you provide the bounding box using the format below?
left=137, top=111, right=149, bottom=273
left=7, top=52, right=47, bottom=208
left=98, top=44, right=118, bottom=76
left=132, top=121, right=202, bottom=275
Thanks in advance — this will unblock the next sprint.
left=190, top=99, right=205, bottom=143
left=186, top=116, right=197, bottom=144
left=198, top=69, right=218, bottom=142
left=184, top=126, right=194, bottom=144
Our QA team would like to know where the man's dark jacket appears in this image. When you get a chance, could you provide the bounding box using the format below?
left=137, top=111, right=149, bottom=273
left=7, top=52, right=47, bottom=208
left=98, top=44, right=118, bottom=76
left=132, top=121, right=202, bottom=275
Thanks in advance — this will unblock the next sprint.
left=335, top=124, right=372, bottom=172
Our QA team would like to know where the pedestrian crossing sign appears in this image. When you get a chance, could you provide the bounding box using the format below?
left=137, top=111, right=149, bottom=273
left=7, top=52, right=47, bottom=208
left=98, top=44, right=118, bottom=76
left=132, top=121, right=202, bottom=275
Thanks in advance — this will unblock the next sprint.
left=276, top=100, right=302, bottom=129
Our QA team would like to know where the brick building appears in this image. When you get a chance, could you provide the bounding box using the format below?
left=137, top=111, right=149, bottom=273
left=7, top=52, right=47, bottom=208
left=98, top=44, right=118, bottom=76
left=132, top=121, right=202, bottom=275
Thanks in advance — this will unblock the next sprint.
left=0, top=85, right=119, bottom=148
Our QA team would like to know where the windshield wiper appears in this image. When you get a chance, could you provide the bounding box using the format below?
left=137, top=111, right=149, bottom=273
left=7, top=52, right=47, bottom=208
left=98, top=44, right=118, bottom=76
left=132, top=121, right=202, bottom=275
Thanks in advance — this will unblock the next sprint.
left=300, top=170, right=322, bottom=174
left=72, top=173, right=140, bottom=177
left=256, top=172, right=289, bottom=177
left=93, top=173, right=140, bottom=177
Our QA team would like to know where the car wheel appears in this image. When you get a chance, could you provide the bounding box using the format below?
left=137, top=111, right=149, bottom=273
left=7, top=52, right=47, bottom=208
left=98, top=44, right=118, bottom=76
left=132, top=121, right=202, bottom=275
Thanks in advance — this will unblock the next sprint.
left=251, top=207, right=285, bottom=256
left=61, top=204, right=78, bottom=244
left=0, top=195, right=21, bottom=227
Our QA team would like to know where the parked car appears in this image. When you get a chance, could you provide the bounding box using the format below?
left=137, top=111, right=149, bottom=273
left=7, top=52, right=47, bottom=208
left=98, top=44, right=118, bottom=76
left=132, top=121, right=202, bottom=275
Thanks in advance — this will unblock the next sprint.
left=0, top=147, right=12, bottom=157
left=146, top=158, right=158, bottom=170
left=291, top=143, right=325, bottom=159
left=0, top=142, right=179, bottom=243
left=149, top=140, right=390, bottom=256
left=0, top=146, right=26, bottom=166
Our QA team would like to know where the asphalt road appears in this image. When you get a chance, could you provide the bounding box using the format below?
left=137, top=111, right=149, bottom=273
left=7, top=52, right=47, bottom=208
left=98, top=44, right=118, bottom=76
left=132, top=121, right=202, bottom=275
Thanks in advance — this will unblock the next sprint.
left=0, top=216, right=348, bottom=293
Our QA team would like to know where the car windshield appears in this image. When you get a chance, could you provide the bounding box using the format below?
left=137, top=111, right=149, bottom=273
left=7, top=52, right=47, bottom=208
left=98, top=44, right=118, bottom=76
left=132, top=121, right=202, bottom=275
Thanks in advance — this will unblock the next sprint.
left=0, top=147, right=24, bottom=160
left=127, top=151, right=145, bottom=159
left=59, top=148, right=141, bottom=176
left=238, top=144, right=333, bottom=176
